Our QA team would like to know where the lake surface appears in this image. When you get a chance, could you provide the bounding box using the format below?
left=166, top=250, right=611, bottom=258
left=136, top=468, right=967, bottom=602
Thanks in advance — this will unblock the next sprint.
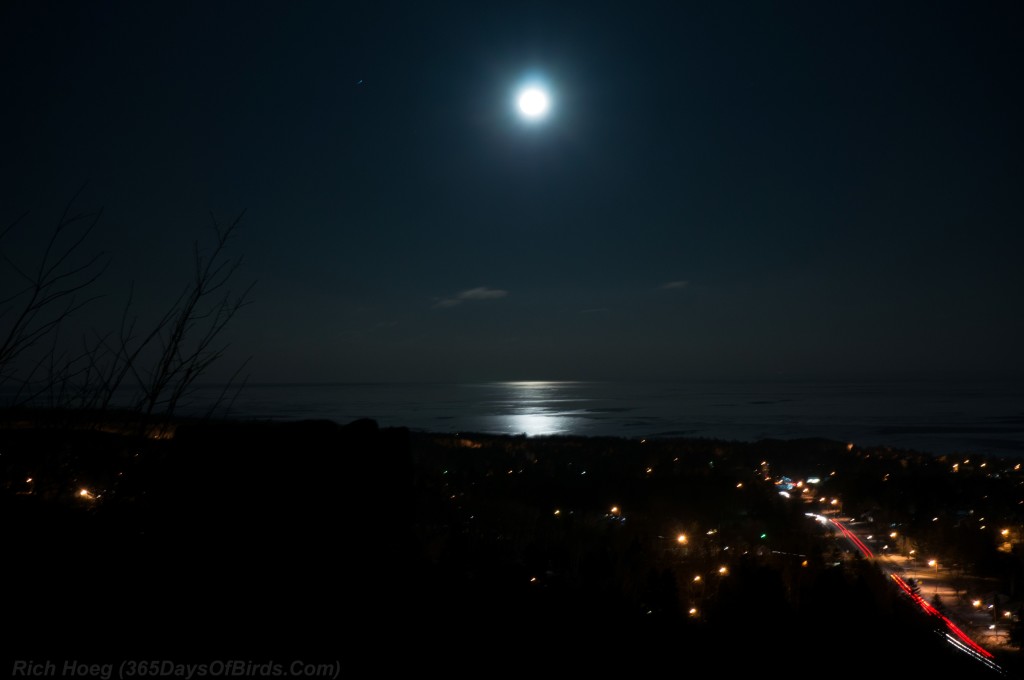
left=178, top=378, right=1024, bottom=457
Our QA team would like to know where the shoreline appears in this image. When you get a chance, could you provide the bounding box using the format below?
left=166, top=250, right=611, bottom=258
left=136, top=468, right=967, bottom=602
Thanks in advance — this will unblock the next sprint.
left=11, top=376, right=1021, bottom=457
left=4, top=403, right=1023, bottom=462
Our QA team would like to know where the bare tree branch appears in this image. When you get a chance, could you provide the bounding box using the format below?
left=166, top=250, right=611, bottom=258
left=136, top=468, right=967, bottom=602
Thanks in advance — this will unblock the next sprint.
left=2, top=193, right=255, bottom=432
left=0, top=189, right=110, bottom=396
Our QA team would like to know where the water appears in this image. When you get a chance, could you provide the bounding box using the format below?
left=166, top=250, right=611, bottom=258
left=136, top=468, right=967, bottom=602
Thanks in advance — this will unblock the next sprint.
left=174, top=378, right=1024, bottom=457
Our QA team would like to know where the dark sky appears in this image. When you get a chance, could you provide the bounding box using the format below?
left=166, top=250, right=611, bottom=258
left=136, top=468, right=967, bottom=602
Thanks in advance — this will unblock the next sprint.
left=3, top=1, right=1023, bottom=384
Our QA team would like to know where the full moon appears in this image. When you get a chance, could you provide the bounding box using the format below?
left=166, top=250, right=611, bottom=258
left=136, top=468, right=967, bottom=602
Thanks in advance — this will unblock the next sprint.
left=517, top=87, right=550, bottom=119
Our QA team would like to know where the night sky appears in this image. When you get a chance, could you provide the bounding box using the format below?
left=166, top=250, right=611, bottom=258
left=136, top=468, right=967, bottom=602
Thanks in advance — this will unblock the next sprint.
left=3, top=1, right=1023, bottom=384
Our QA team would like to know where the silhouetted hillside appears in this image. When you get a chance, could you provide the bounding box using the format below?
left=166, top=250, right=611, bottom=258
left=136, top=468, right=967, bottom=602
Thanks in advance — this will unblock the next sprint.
left=1, top=417, right=1019, bottom=677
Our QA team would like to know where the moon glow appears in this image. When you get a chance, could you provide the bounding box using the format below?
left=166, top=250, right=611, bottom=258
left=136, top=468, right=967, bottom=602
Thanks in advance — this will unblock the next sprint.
left=517, top=87, right=550, bottom=119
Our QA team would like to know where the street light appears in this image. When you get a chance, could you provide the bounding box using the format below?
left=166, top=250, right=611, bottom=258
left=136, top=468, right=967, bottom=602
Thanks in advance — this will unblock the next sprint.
left=928, top=559, right=938, bottom=595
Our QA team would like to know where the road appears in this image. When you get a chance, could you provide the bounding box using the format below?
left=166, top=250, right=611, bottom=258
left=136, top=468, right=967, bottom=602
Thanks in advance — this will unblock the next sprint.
left=811, top=513, right=1008, bottom=675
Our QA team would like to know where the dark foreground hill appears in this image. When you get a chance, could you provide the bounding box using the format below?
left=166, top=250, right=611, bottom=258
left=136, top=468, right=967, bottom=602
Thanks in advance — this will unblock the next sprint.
left=1, top=415, right=1018, bottom=678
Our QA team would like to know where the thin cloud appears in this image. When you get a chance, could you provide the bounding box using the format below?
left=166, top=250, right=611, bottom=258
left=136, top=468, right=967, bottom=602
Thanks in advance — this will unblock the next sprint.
left=459, top=287, right=508, bottom=301
left=660, top=280, right=689, bottom=290
left=434, top=286, right=508, bottom=308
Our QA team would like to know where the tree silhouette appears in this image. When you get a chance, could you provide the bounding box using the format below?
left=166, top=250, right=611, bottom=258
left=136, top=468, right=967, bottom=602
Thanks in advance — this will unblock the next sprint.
left=1, top=192, right=253, bottom=426
left=0, top=189, right=109, bottom=403
left=131, top=210, right=253, bottom=423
